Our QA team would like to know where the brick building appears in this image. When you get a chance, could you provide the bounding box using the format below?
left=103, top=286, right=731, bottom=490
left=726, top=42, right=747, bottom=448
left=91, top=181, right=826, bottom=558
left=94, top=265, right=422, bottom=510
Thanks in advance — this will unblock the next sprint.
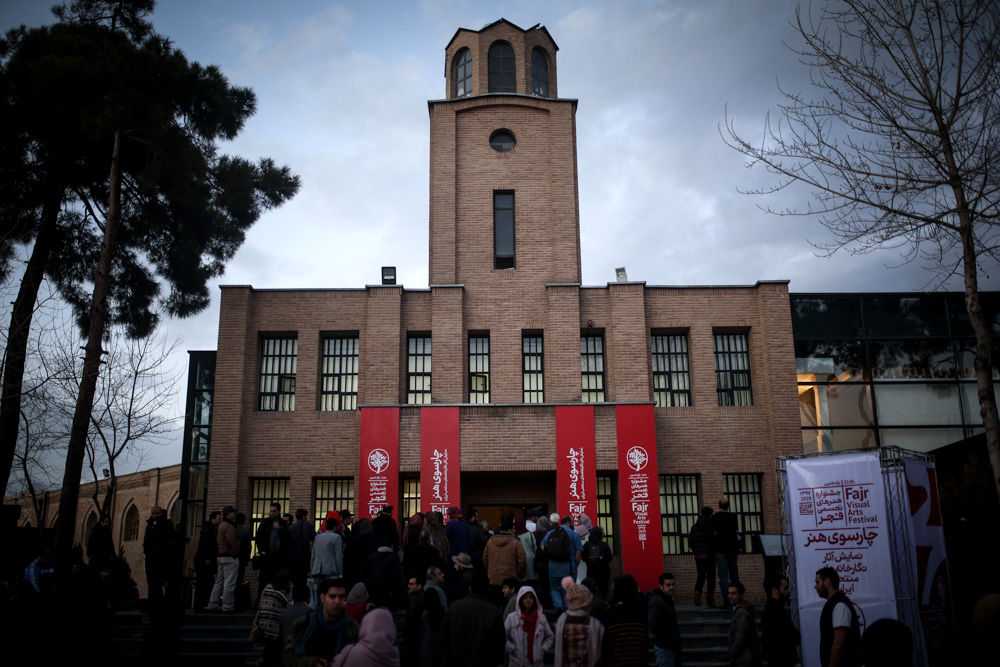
left=183, top=19, right=801, bottom=594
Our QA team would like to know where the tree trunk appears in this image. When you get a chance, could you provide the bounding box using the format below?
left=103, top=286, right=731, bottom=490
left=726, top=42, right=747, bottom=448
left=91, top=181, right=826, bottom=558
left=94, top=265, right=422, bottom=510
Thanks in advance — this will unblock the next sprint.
left=0, top=185, right=62, bottom=494
left=56, top=130, right=123, bottom=574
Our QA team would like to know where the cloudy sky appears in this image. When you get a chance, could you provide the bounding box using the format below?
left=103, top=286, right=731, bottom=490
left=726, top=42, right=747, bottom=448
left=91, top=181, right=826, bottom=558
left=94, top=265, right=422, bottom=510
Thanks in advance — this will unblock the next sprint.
left=3, top=0, right=996, bottom=474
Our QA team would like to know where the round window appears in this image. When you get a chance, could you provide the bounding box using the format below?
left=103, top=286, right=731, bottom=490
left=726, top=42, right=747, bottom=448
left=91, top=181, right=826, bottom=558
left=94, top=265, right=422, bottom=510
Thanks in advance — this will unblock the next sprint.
left=490, top=129, right=516, bottom=152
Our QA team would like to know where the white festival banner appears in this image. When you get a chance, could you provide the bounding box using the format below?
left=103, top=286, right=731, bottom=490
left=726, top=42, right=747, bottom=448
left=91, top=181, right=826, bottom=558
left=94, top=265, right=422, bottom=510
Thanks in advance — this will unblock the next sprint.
left=787, top=452, right=897, bottom=667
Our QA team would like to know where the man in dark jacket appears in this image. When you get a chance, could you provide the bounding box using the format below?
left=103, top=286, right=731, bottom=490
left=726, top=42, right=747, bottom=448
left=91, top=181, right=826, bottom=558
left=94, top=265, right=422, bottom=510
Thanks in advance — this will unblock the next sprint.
left=815, top=567, right=860, bottom=667
left=289, top=508, right=315, bottom=594
left=142, top=505, right=177, bottom=606
left=361, top=544, right=402, bottom=608
left=87, top=515, right=115, bottom=571
left=445, top=507, right=471, bottom=556
left=728, top=581, right=761, bottom=667
left=762, top=575, right=799, bottom=667
left=284, top=577, right=359, bottom=666
left=648, top=572, right=681, bottom=666
left=255, top=502, right=289, bottom=602
left=441, top=572, right=504, bottom=667
left=711, top=499, right=740, bottom=598
left=194, top=511, right=221, bottom=609
left=689, top=505, right=715, bottom=606
left=371, top=504, right=399, bottom=550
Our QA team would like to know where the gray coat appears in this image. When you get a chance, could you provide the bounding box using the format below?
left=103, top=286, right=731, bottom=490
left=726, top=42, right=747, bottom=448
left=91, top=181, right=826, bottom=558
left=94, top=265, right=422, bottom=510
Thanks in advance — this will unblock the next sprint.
left=729, top=603, right=762, bottom=667
left=310, top=530, right=343, bottom=577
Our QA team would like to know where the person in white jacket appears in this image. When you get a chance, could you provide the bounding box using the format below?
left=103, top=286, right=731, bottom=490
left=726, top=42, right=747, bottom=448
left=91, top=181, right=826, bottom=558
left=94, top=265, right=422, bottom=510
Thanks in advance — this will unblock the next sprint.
left=504, top=585, right=554, bottom=667
left=309, top=517, right=344, bottom=607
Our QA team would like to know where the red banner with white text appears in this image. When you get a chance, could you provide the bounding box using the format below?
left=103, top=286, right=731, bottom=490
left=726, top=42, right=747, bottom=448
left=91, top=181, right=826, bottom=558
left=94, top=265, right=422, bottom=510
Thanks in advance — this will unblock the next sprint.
left=556, top=405, right=598, bottom=528
left=615, top=404, right=663, bottom=591
left=359, top=407, right=399, bottom=521
left=420, top=407, right=461, bottom=517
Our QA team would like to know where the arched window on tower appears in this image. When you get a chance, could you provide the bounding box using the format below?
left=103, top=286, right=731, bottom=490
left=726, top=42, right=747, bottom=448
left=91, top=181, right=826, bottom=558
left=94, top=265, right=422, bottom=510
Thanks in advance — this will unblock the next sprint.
left=488, top=41, right=516, bottom=93
left=453, top=48, right=472, bottom=97
left=531, top=47, right=549, bottom=97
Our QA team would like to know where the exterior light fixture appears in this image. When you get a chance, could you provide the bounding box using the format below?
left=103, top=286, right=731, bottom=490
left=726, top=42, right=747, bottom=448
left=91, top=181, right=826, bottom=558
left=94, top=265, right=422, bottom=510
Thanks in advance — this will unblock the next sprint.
left=381, top=266, right=397, bottom=285
left=615, top=267, right=628, bottom=282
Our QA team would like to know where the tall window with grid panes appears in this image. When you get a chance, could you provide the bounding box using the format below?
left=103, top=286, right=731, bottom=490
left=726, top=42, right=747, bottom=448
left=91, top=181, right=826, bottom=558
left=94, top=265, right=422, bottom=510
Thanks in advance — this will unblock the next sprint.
left=523, top=332, right=544, bottom=403
left=652, top=331, right=691, bottom=407
left=724, top=473, right=763, bottom=553
left=320, top=335, right=359, bottom=410
left=469, top=333, right=490, bottom=403
left=714, top=332, right=753, bottom=406
left=258, top=336, right=297, bottom=411
left=581, top=333, right=606, bottom=403
left=313, top=478, right=354, bottom=532
left=407, top=335, right=432, bottom=404
left=250, top=478, right=289, bottom=555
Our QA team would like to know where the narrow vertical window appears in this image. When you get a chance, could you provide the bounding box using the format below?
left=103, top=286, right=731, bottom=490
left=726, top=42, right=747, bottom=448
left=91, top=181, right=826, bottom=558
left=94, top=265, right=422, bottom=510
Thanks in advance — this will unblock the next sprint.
left=596, top=474, right=616, bottom=545
left=652, top=332, right=692, bottom=407
left=659, top=474, right=700, bottom=554
left=714, top=332, right=753, bottom=406
left=488, top=41, right=516, bottom=93
left=531, top=47, right=549, bottom=97
left=453, top=47, right=472, bottom=97
left=581, top=333, right=606, bottom=403
left=320, top=335, right=359, bottom=411
left=407, top=335, right=432, bottom=404
left=314, top=478, right=355, bottom=533
left=468, top=333, right=490, bottom=403
left=401, top=478, right=421, bottom=521
left=258, top=335, right=297, bottom=411
left=724, top=473, right=764, bottom=553
left=494, top=191, right=515, bottom=269
left=522, top=332, right=544, bottom=403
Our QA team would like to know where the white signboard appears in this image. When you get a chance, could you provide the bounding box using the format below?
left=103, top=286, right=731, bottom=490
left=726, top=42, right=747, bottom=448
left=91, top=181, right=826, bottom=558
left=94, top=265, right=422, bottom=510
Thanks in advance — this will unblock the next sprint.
left=787, top=452, right=897, bottom=667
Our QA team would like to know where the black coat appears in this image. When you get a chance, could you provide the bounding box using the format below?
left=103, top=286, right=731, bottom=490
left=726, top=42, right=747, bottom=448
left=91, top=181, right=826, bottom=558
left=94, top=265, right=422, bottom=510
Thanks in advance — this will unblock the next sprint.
left=762, top=597, right=799, bottom=667
left=142, top=517, right=177, bottom=565
left=255, top=516, right=289, bottom=561
left=688, top=516, right=714, bottom=555
left=711, top=511, right=740, bottom=555
left=87, top=523, right=115, bottom=569
left=194, top=521, right=218, bottom=568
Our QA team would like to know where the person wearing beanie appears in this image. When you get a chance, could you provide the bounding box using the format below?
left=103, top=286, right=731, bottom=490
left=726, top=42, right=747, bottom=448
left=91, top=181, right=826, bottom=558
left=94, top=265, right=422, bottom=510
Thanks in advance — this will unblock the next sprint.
left=504, top=585, right=554, bottom=667
left=554, top=583, right=604, bottom=667
left=483, top=513, right=527, bottom=599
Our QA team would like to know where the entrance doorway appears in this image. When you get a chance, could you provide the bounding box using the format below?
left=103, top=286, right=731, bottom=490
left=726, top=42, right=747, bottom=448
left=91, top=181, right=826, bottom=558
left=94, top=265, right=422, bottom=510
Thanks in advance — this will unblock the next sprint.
left=471, top=504, right=549, bottom=531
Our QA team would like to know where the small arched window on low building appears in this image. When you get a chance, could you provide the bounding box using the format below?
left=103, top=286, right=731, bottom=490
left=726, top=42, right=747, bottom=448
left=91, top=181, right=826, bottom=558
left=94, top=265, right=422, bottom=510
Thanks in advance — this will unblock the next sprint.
left=453, top=48, right=472, bottom=97
left=531, top=47, right=549, bottom=97
left=488, top=41, right=516, bottom=93
left=123, top=504, right=140, bottom=542
left=83, top=510, right=99, bottom=547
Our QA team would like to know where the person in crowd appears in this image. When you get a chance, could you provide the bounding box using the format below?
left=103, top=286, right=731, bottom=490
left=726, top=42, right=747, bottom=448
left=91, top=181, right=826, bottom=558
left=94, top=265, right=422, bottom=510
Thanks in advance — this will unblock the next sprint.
left=422, top=566, right=448, bottom=666
left=467, top=508, right=489, bottom=570
left=402, top=576, right=425, bottom=667
left=87, top=515, right=115, bottom=572
left=860, top=618, right=913, bottom=667
left=728, top=581, right=761, bottom=667
left=574, top=514, right=594, bottom=583
left=311, top=517, right=344, bottom=607
left=446, top=507, right=471, bottom=557
left=344, top=582, right=371, bottom=624
left=442, top=571, right=505, bottom=667
left=256, top=502, right=290, bottom=602
left=445, top=552, right=475, bottom=602
left=504, top=585, right=554, bottom=667
left=142, top=504, right=177, bottom=607
left=235, top=511, right=253, bottom=609
left=531, top=516, right=552, bottom=609
left=345, top=518, right=378, bottom=587
left=502, top=577, right=521, bottom=618
left=285, top=577, right=359, bottom=666
left=24, top=544, right=56, bottom=595
left=194, top=510, right=221, bottom=609
left=582, top=525, right=612, bottom=601
left=423, top=511, right=451, bottom=567
left=554, top=582, right=604, bottom=667
left=339, top=509, right=354, bottom=541
left=601, top=574, right=650, bottom=666
left=281, top=582, right=312, bottom=647
left=761, top=575, right=798, bottom=667
left=361, top=544, right=401, bottom=608
left=254, top=569, right=291, bottom=666
left=648, top=572, right=681, bottom=667
left=320, top=510, right=345, bottom=535
left=689, top=506, right=715, bottom=606
left=540, top=515, right=584, bottom=612
left=712, top=499, right=740, bottom=604
left=289, top=509, right=316, bottom=594
left=372, top=504, right=400, bottom=550
left=483, top=513, right=527, bottom=602
left=208, top=505, right=240, bottom=613
left=513, top=515, right=529, bottom=538
left=405, top=513, right=437, bottom=583
left=517, top=515, right=541, bottom=602
left=815, top=567, right=861, bottom=667
left=331, top=606, right=400, bottom=667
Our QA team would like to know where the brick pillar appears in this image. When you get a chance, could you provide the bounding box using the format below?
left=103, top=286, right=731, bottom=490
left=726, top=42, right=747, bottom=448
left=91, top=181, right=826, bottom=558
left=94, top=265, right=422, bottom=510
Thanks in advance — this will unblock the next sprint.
left=362, top=285, right=402, bottom=404
left=545, top=283, right=582, bottom=402
left=431, top=285, right=464, bottom=402
left=607, top=282, right=649, bottom=402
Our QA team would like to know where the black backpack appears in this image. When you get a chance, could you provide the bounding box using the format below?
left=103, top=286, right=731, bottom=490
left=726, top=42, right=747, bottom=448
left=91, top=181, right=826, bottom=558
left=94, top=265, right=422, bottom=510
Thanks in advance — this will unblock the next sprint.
left=545, top=527, right=572, bottom=562
left=583, top=539, right=603, bottom=562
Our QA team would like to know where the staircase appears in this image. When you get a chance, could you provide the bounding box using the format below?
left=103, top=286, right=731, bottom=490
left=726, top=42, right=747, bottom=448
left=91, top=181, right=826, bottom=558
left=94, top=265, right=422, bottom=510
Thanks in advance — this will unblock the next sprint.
left=106, top=608, right=262, bottom=665
left=678, top=603, right=732, bottom=666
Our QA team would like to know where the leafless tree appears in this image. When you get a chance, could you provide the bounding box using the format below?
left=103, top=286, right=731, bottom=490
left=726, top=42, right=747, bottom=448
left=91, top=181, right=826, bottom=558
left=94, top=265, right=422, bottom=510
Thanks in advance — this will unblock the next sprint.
left=723, top=0, right=1000, bottom=499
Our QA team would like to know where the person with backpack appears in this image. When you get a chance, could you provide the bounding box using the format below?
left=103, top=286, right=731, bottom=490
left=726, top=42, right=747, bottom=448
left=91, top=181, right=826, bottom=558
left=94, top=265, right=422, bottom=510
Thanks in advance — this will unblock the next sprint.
left=582, top=526, right=612, bottom=600
left=540, top=515, right=583, bottom=612
left=689, top=506, right=715, bottom=606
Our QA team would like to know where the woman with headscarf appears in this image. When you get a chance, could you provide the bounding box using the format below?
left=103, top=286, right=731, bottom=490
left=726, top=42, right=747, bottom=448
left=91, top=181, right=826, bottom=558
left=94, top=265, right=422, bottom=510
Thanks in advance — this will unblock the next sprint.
left=600, top=575, right=650, bottom=666
left=344, top=582, right=370, bottom=624
left=320, top=510, right=344, bottom=534
left=574, top=514, right=594, bottom=584
left=422, top=511, right=451, bottom=566
left=504, top=585, right=554, bottom=667
left=331, top=606, right=400, bottom=667
left=582, top=526, right=612, bottom=600
left=554, top=583, right=604, bottom=667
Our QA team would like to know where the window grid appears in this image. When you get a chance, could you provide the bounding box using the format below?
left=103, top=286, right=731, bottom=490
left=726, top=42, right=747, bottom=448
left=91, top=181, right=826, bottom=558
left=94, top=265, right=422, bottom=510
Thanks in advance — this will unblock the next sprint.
left=652, top=333, right=692, bottom=407
left=659, top=475, right=700, bottom=555
left=454, top=48, right=472, bottom=97
left=531, top=48, right=548, bottom=96
left=407, top=336, right=432, bottom=404
left=123, top=506, right=140, bottom=542
left=522, top=333, right=545, bottom=403
left=258, top=336, right=297, bottom=411
left=724, top=473, right=764, bottom=554
left=488, top=41, right=516, bottom=93
left=250, top=478, right=290, bottom=557
left=321, top=336, right=359, bottom=411
left=581, top=334, right=606, bottom=403
left=314, top=478, right=355, bottom=533
left=715, top=333, right=753, bottom=406
left=596, top=474, right=616, bottom=546
left=401, top=478, right=421, bottom=522
left=468, top=333, right=490, bottom=403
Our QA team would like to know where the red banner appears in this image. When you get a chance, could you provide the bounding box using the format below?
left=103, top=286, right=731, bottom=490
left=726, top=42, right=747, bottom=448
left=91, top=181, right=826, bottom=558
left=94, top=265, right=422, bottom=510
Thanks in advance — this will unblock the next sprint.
left=615, top=404, right=663, bottom=591
left=420, top=407, right=461, bottom=517
left=359, top=407, right=399, bottom=521
left=556, top=405, right=598, bottom=528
